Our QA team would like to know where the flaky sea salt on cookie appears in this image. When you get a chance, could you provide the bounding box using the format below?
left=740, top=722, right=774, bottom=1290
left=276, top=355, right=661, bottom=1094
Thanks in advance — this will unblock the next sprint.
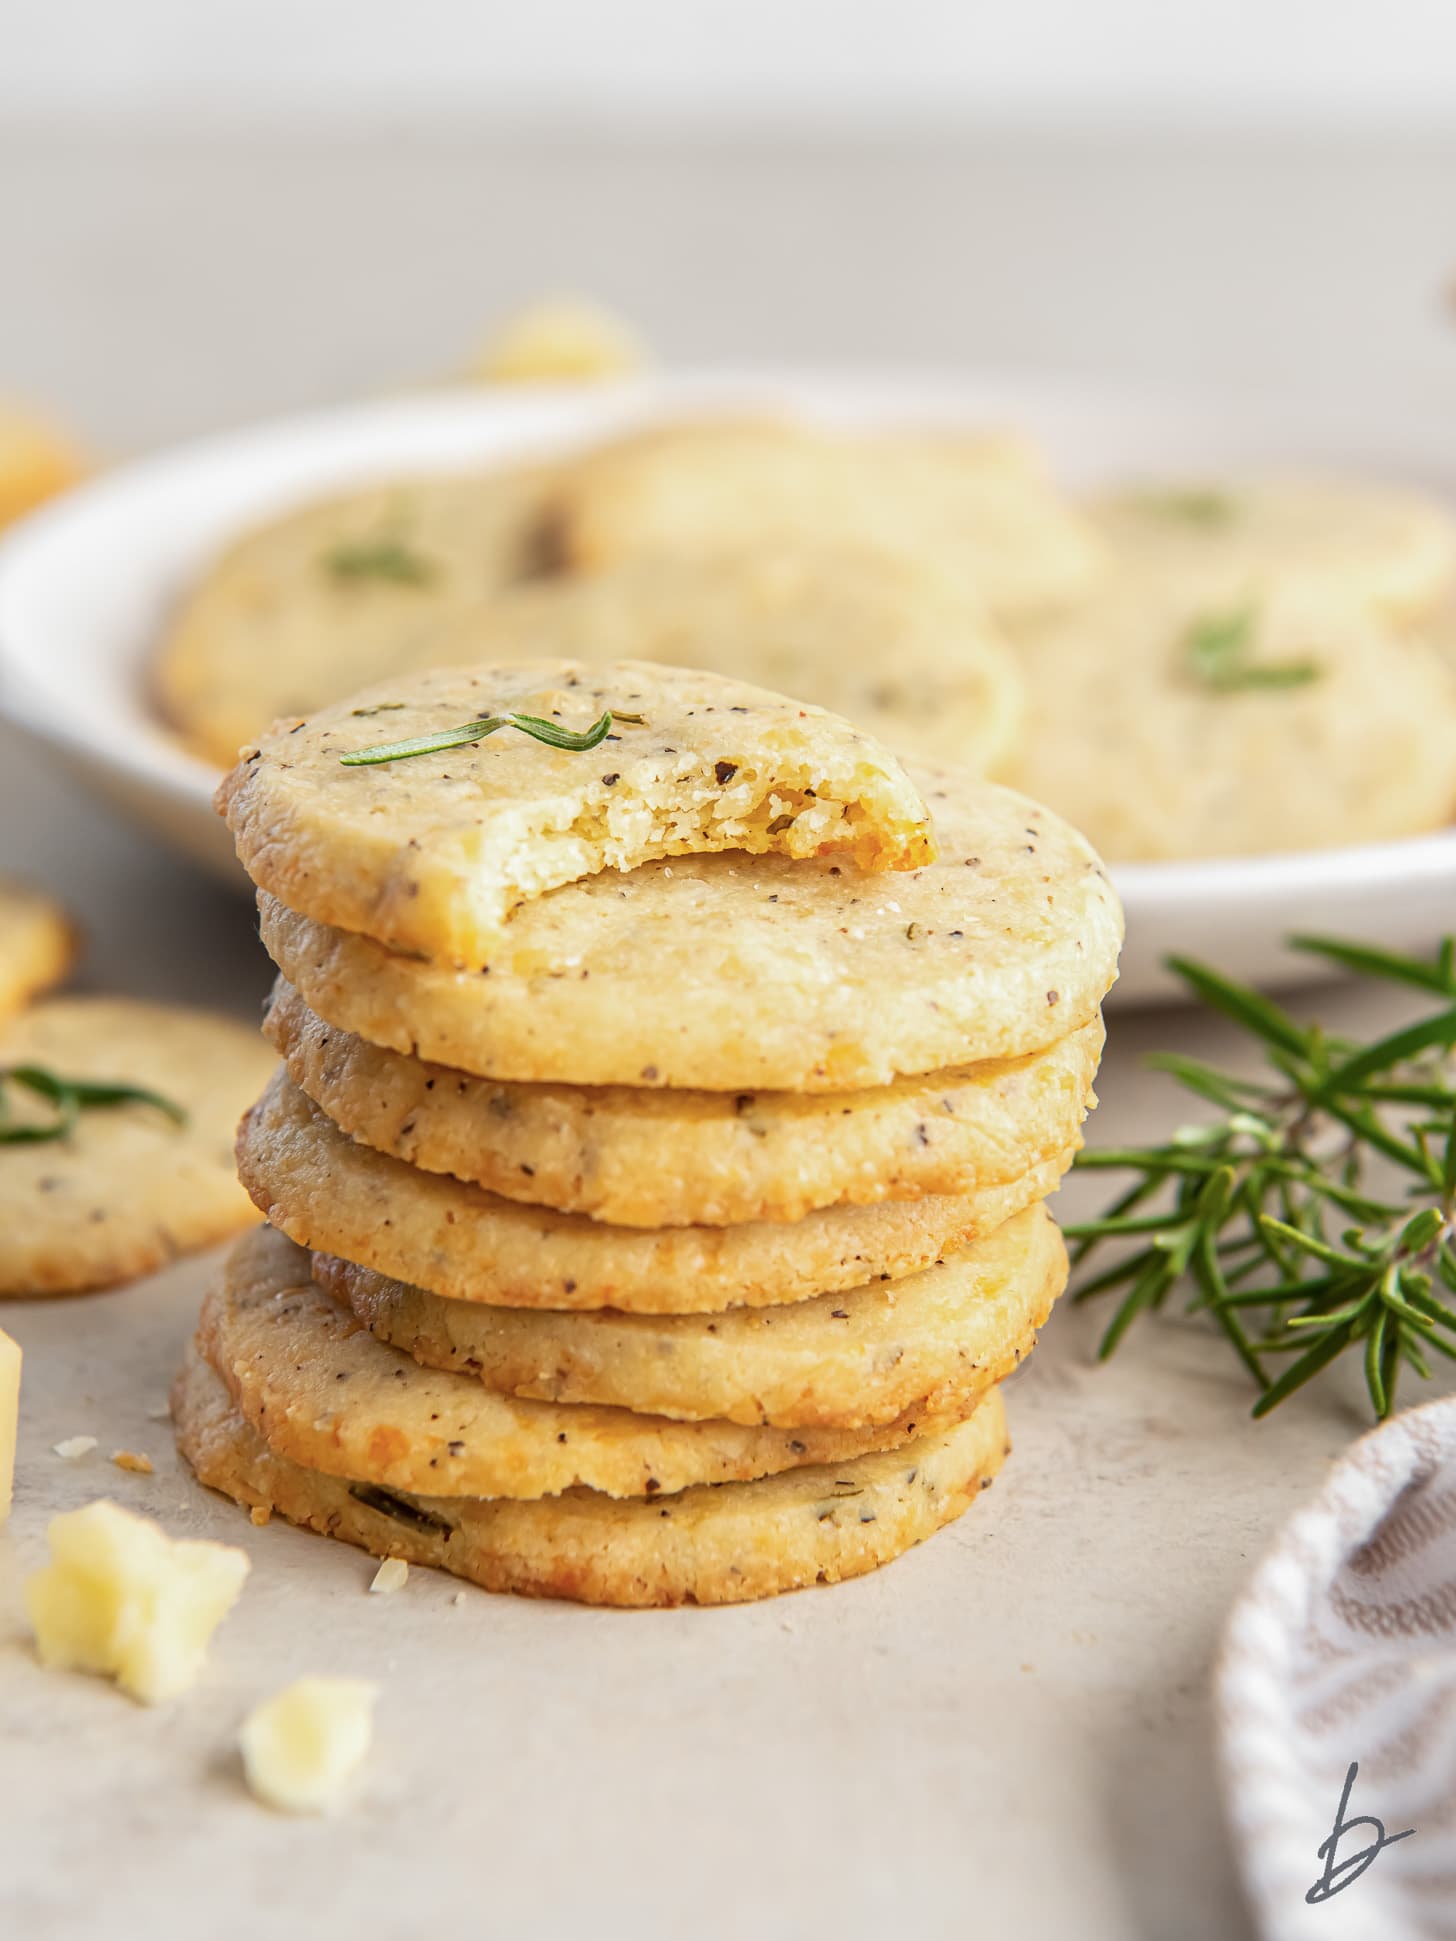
left=0, top=878, right=76, bottom=1024
left=173, top=1346, right=1010, bottom=1608
left=198, top=1228, right=943, bottom=1500
left=218, top=659, right=936, bottom=967
left=0, top=998, right=275, bottom=1297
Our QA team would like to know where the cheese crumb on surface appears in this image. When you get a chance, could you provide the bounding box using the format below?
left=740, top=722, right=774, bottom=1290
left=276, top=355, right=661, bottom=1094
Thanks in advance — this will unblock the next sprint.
left=53, top=1435, right=97, bottom=1461
left=0, top=1329, right=19, bottom=1521
left=239, top=1677, right=378, bottom=1815
left=24, top=1499, right=250, bottom=1703
left=111, top=1450, right=154, bottom=1475
left=369, top=1558, right=408, bottom=1595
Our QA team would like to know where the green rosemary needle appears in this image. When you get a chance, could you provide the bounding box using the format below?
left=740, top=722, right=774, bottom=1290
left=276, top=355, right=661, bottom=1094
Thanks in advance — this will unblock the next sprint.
left=323, top=536, right=435, bottom=586
left=1184, top=606, right=1321, bottom=693
left=1067, top=937, right=1456, bottom=1421
left=0, top=1066, right=188, bottom=1147
left=1134, top=486, right=1240, bottom=527
left=340, top=708, right=648, bottom=767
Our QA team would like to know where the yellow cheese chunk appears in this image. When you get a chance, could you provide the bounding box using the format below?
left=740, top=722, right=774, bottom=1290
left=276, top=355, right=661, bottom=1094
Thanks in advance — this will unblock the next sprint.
left=0, top=1328, right=18, bottom=1521
left=24, top=1500, right=249, bottom=1703
left=472, top=298, right=646, bottom=383
left=239, top=1677, right=378, bottom=1814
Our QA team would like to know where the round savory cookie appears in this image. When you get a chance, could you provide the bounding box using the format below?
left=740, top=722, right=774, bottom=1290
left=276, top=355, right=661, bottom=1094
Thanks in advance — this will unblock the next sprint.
left=1007, top=578, right=1456, bottom=862
left=0, top=879, right=76, bottom=1023
left=265, top=979, right=1101, bottom=1227
left=549, top=419, right=1100, bottom=619
left=238, top=1071, right=1073, bottom=1315
left=415, top=542, right=1025, bottom=775
left=1089, top=474, right=1456, bottom=624
left=200, top=1227, right=944, bottom=1500
left=0, top=997, right=274, bottom=1296
left=257, top=761, right=1123, bottom=1092
left=174, top=1346, right=1010, bottom=1607
left=0, top=399, right=86, bottom=530
left=317, top=1200, right=1067, bottom=1429
left=219, top=660, right=936, bottom=966
left=154, top=464, right=560, bottom=769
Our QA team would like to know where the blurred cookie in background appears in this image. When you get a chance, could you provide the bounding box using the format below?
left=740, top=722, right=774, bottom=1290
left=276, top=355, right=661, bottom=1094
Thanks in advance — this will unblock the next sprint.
left=1006, top=578, right=1456, bottom=861
left=0, top=996, right=274, bottom=1298
left=1089, top=474, right=1456, bottom=626
left=411, top=541, right=1026, bottom=774
left=153, top=465, right=562, bottom=768
left=549, top=419, right=1101, bottom=620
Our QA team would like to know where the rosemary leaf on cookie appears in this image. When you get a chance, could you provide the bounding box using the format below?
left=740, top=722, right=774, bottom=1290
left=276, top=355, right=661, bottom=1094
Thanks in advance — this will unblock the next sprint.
left=0, top=1065, right=187, bottom=1146
left=1184, top=607, right=1321, bottom=693
left=340, top=708, right=647, bottom=767
left=323, top=537, right=436, bottom=587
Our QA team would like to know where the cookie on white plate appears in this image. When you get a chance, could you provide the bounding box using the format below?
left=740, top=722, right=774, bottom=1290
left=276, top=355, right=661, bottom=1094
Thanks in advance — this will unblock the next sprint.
left=154, top=465, right=561, bottom=768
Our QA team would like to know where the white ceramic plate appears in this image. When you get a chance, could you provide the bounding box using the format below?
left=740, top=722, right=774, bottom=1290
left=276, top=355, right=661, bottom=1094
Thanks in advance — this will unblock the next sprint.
left=2, top=370, right=1454, bottom=1005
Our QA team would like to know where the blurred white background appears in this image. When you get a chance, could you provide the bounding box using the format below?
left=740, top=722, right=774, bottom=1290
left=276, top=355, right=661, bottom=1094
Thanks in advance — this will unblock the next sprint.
left=5, top=0, right=1456, bottom=126
left=1, top=0, right=1453, bottom=451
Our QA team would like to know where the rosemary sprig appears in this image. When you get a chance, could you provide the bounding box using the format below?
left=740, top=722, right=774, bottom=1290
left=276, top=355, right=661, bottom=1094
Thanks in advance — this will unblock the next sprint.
left=1184, top=606, right=1321, bottom=693
left=323, top=536, right=436, bottom=586
left=1134, top=486, right=1240, bottom=527
left=1068, top=937, right=1456, bottom=1420
left=340, top=708, right=648, bottom=767
left=0, top=1066, right=187, bottom=1147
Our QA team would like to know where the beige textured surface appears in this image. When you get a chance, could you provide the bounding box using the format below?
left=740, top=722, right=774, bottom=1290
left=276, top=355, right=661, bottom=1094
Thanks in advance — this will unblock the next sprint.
left=175, top=1346, right=1009, bottom=1607
left=0, top=997, right=273, bottom=1297
left=154, top=463, right=560, bottom=767
left=239, top=1069, right=1073, bottom=1313
left=0, top=876, right=76, bottom=1022
left=419, top=541, right=1026, bottom=775
left=551, top=419, right=1101, bottom=617
left=1089, top=473, right=1456, bottom=623
left=219, top=658, right=935, bottom=964
left=257, top=762, right=1123, bottom=1090
left=265, top=978, right=1101, bottom=1226
left=200, top=1226, right=944, bottom=1498
left=319, top=1200, right=1066, bottom=1428
left=1007, top=578, right=1456, bottom=861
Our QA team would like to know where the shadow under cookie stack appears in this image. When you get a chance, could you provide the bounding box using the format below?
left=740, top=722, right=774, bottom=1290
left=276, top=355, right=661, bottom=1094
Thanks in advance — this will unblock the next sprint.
left=174, top=659, right=1123, bottom=1607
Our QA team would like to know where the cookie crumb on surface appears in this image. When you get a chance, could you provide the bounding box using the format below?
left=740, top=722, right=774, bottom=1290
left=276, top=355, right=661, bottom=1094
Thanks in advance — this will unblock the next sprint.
left=111, top=1449, right=154, bottom=1475
left=369, top=1557, right=409, bottom=1595
left=53, top=1435, right=97, bottom=1461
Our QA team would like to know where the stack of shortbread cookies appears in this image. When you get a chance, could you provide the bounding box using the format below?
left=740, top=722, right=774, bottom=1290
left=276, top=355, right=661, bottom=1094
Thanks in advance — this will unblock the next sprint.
left=174, top=659, right=1122, bottom=1606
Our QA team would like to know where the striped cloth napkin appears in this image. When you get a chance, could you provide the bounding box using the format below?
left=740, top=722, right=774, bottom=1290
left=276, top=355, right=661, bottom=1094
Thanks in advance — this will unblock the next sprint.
left=1216, top=1396, right=1456, bottom=1941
